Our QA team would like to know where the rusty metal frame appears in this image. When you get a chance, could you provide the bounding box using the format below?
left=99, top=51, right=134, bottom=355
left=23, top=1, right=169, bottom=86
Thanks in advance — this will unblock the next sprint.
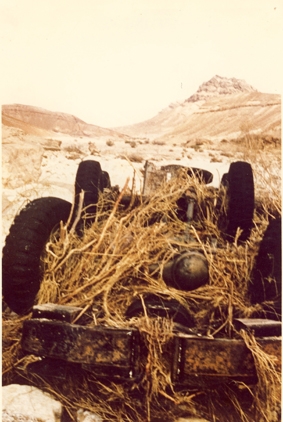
left=21, top=304, right=281, bottom=387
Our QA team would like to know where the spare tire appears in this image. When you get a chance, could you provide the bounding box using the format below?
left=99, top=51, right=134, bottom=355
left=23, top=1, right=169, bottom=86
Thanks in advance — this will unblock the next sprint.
left=249, top=218, right=281, bottom=319
left=218, top=161, right=254, bottom=241
left=2, top=197, right=72, bottom=315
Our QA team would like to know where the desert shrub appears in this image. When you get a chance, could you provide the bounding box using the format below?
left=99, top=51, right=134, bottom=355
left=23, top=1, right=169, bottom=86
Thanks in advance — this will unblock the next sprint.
left=191, top=140, right=205, bottom=151
left=210, top=156, right=222, bottom=163
left=63, top=144, right=84, bottom=159
left=220, top=152, right=233, bottom=158
left=119, top=153, right=143, bottom=163
left=106, top=139, right=114, bottom=147
left=67, top=153, right=81, bottom=160
left=64, top=144, right=83, bottom=155
left=88, top=142, right=99, bottom=155
left=195, top=139, right=204, bottom=146
left=125, top=140, right=138, bottom=147
left=128, top=153, right=143, bottom=162
left=219, top=134, right=281, bottom=217
left=152, top=140, right=166, bottom=146
left=191, top=145, right=198, bottom=151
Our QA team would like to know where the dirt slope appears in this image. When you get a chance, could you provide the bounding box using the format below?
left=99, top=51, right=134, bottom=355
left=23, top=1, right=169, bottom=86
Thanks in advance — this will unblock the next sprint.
left=2, top=114, right=52, bottom=137
left=115, top=76, right=281, bottom=143
left=154, top=92, right=281, bottom=144
left=2, top=76, right=281, bottom=144
left=2, top=104, right=131, bottom=140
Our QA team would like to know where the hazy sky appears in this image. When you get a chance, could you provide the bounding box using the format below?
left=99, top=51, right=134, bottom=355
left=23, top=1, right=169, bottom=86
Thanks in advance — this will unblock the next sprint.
left=1, top=0, right=282, bottom=127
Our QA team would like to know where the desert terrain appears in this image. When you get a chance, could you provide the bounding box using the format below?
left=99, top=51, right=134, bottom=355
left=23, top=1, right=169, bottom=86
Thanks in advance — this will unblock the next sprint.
left=2, top=75, right=282, bottom=422
left=2, top=76, right=281, bottom=244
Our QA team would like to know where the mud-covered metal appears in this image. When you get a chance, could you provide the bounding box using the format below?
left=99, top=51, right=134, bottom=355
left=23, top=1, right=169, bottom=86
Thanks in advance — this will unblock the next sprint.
left=31, top=303, right=83, bottom=323
left=22, top=304, right=281, bottom=387
left=173, top=333, right=281, bottom=387
left=162, top=251, right=209, bottom=291
left=234, top=318, right=281, bottom=337
left=142, top=161, right=213, bottom=196
left=22, top=313, right=141, bottom=380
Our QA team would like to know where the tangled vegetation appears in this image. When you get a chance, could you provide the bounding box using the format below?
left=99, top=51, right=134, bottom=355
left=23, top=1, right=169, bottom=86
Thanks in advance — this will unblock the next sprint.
left=2, top=143, right=281, bottom=422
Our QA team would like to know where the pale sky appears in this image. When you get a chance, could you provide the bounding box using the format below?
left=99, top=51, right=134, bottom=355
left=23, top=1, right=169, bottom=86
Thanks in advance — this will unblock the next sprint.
left=1, top=0, right=282, bottom=127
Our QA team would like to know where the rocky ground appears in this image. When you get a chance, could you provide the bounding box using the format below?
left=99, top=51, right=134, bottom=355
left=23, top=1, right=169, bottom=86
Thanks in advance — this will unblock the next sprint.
left=2, top=123, right=236, bottom=246
left=2, top=126, right=235, bottom=422
left=2, top=75, right=281, bottom=422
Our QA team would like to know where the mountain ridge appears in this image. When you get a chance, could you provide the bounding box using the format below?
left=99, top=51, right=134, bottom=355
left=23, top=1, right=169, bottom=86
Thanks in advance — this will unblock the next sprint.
left=2, top=76, right=281, bottom=143
left=115, top=76, right=281, bottom=142
left=2, top=104, right=130, bottom=140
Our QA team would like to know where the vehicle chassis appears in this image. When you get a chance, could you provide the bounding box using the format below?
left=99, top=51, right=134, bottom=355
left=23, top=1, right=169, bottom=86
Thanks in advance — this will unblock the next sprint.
left=22, top=303, right=281, bottom=388
left=7, top=160, right=281, bottom=388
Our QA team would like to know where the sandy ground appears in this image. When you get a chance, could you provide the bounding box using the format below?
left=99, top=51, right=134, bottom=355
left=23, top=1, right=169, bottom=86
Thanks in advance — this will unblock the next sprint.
left=2, top=129, right=234, bottom=246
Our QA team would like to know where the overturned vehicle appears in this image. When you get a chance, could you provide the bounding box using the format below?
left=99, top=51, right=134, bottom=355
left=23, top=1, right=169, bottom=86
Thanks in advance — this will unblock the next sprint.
left=2, top=159, right=281, bottom=420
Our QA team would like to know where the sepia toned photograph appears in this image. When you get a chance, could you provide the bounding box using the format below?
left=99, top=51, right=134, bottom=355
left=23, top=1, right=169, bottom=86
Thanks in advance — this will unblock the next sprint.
left=1, top=1, right=281, bottom=421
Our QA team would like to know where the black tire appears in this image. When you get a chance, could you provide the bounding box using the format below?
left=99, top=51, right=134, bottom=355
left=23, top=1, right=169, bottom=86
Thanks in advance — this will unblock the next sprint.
left=220, top=172, right=228, bottom=186
left=73, top=160, right=102, bottom=228
left=2, top=197, right=72, bottom=315
left=218, top=161, right=254, bottom=241
left=101, top=171, right=111, bottom=190
left=125, top=294, right=194, bottom=327
left=249, top=218, right=281, bottom=319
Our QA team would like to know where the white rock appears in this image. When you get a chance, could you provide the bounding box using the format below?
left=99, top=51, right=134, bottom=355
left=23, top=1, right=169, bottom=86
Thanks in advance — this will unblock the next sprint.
left=77, top=409, right=103, bottom=422
left=2, top=409, right=40, bottom=421
left=2, top=140, right=44, bottom=189
left=2, top=384, right=62, bottom=422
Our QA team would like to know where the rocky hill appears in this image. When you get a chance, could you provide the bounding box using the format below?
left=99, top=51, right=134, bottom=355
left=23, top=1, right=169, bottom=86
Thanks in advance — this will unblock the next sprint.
left=2, top=76, right=281, bottom=145
left=115, top=76, right=281, bottom=143
left=186, top=75, right=258, bottom=103
left=2, top=104, right=130, bottom=140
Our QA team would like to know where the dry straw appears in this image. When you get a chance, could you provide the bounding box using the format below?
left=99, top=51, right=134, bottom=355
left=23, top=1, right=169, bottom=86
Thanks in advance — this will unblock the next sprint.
left=2, top=161, right=281, bottom=421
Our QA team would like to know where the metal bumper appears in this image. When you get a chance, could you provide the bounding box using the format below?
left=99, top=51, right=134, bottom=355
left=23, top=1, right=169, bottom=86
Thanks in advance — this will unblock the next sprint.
left=21, top=304, right=281, bottom=387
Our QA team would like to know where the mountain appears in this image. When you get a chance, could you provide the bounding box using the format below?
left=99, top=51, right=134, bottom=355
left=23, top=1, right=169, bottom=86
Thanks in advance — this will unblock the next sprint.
left=2, top=104, right=130, bottom=140
left=115, top=75, right=281, bottom=143
left=2, top=76, right=281, bottom=144
left=186, top=75, right=257, bottom=102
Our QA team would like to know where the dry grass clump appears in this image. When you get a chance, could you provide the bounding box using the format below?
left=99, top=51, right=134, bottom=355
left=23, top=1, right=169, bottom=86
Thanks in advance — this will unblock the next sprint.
left=124, top=140, right=137, bottom=148
left=106, top=139, right=114, bottom=147
left=237, top=132, right=280, bottom=152
left=152, top=140, right=166, bottom=146
left=2, top=162, right=281, bottom=421
left=127, top=152, right=144, bottom=163
left=118, top=153, right=144, bottom=163
left=241, top=330, right=281, bottom=421
left=2, top=312, right=29, bottom=384
left=64, top=144, right=84, bottom=155
left=37, top=169, right=253, bottom=325
left=235, top=142, right=281, bottom=220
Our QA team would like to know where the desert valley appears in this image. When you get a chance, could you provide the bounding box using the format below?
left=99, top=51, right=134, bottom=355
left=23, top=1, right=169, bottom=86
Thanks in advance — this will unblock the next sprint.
left=2, top=75, right=282, bottom=422
left=2, top=75, right=281, bottom=243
